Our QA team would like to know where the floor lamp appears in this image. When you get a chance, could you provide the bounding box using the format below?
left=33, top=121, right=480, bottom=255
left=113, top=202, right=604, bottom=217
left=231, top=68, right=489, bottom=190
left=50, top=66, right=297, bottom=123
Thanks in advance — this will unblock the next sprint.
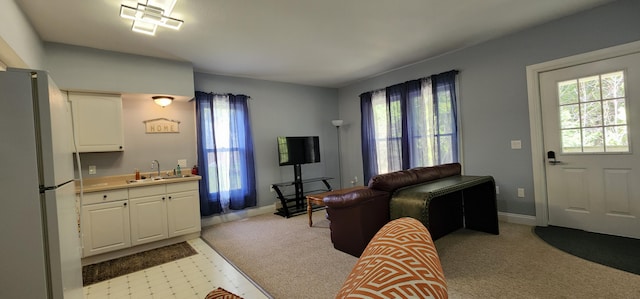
left=332, top=119, right=344, bottom=189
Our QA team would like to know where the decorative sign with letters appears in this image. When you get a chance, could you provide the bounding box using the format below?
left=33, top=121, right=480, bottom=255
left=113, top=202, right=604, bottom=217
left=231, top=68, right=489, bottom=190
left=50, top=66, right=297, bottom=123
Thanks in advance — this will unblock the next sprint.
left=143, top=118, right=180, bottom=133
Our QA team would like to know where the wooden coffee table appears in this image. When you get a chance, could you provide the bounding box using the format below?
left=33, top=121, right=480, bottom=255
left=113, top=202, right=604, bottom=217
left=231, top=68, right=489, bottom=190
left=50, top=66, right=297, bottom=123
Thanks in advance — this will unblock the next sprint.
left=306, top=186, right=367, bottom=227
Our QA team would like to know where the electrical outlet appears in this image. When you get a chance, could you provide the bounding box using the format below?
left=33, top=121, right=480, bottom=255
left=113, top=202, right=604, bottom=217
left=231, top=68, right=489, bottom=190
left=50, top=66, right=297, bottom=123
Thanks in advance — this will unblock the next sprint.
left=354, top=176, right=358, bottom=183
left=178, top=159, right=187, bottom=168
left=495, top=185, right=500, bottom=194
left=517, top=188, right=525, bottom=198
left=88, top=165, right=96, bottom=175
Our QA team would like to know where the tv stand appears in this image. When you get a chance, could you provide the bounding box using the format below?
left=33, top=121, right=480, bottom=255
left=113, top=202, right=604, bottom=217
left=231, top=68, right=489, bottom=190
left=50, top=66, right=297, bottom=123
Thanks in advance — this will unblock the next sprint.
left=272, top=172, right=333, bottom=218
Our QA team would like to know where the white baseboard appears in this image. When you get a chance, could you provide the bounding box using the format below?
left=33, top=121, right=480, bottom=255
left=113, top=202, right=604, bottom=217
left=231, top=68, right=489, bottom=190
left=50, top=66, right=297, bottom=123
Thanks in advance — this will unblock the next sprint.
left=498, top=212, right=537, bottom=226
left=200, top=205, right=275, bottom=228
left=200, top=206, right=538, bottom=228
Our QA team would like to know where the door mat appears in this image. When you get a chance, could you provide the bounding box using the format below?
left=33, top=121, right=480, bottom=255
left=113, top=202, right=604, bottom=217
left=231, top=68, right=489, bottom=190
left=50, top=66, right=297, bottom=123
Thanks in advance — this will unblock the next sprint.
left=534, top=225, right=640, bottom=275
left=82, top=241, right=198, bottom=286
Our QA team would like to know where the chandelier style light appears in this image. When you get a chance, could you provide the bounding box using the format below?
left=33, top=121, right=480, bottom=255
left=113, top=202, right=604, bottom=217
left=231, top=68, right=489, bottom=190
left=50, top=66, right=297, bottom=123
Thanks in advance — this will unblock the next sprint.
left=120, top=0, right=184, bottom=36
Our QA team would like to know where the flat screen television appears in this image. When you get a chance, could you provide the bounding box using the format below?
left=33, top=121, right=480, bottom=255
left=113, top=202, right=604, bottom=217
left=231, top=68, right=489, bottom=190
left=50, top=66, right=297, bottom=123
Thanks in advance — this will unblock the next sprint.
left=277, top=136, right=320, bottom=166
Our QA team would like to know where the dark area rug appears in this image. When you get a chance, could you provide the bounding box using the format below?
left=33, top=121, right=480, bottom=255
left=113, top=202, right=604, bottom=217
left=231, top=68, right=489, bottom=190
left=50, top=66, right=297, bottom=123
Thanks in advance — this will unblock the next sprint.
left=82, top=241, right=197, bottom=286
left=534, top=225, right=640, bottom=275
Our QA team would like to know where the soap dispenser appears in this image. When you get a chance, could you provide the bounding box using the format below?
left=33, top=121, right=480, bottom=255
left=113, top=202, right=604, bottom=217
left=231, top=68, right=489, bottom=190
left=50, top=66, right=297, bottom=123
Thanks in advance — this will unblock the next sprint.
left=176, top=164, right=182, bottom=176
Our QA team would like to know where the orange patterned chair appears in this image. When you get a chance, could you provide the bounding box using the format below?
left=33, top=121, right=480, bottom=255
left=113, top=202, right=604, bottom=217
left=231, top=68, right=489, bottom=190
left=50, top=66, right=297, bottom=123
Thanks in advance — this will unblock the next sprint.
left=336, top=217, right=447, bottom=299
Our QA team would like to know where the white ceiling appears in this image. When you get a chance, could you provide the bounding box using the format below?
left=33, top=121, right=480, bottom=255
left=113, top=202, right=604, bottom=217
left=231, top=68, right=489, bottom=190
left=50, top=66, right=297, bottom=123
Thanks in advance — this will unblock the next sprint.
left=16, top=0, right=613, bottom=88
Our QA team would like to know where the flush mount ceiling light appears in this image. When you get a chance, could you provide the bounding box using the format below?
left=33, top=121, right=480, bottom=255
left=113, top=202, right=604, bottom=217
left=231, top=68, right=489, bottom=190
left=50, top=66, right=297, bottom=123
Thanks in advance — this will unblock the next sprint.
left=153, top=96, right=174, bottom=107
left=120, top=0, right=183, bottom=36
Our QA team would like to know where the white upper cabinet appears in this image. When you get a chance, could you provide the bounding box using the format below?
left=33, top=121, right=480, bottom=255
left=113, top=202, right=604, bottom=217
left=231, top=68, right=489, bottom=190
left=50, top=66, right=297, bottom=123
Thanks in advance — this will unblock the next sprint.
left=68, top=92, right=124, bottom=152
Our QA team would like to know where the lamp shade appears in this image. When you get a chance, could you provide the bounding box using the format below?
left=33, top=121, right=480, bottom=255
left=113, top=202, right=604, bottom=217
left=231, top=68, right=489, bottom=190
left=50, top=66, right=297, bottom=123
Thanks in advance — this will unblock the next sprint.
left=153, top=96, right=173, bottom=107
left=331, top=119, right=344, bottom=127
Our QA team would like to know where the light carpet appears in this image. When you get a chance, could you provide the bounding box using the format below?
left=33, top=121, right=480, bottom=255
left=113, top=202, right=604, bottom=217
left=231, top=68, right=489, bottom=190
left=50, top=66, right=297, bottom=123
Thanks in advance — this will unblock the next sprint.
left=202, top=210, right=640, bottom=298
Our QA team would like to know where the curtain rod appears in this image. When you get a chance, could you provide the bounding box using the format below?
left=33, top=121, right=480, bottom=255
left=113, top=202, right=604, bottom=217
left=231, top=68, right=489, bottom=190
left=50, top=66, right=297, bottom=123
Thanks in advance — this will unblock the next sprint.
left=196, top=91, right=251, bottom=99
left=359, top=69, right=459, bottom=97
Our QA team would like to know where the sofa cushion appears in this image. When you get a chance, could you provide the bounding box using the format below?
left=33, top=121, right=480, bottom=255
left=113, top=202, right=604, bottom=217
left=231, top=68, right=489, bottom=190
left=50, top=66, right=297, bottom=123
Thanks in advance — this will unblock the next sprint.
left=434, top=162, right=461, bottom=177
left=368, top=170, right=418, bottom=192
left=336, top=217, right=447, bottom=298
left=409, top=166, right=441, bottom=184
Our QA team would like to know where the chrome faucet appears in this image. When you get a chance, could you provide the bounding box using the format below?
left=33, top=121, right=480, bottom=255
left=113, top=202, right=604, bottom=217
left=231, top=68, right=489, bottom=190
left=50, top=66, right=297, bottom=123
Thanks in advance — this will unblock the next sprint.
left=151, top=160, right=160, bottom=178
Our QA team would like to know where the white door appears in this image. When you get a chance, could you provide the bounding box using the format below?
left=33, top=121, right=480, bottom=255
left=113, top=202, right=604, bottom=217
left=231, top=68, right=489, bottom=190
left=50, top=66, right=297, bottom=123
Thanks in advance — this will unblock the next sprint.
left=540, top=52, right=640, bottom=238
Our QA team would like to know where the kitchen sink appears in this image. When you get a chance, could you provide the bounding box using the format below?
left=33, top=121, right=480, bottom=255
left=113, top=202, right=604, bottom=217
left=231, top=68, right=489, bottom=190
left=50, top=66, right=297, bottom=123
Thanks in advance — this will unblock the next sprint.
left=126, top=174, right=193, bottom=184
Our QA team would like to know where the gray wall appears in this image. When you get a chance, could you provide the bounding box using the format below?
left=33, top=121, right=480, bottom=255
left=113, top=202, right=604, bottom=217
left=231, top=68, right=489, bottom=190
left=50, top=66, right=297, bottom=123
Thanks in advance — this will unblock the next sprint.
left=0, top=1, right=44, bottom=69
left=337, top=0, right=640, bottom=216
left=194, top=72, right=339, bottom=208
left=45, top=43, right=194, bottom=98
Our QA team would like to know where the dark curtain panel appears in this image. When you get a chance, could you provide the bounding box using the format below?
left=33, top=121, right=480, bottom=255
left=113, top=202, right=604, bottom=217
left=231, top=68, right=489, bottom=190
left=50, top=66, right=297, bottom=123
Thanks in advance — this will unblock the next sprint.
left=196, top=92, right=221, bottom=215
left=405, top=79, right=425, bottom=168
left=360, top=92, right=377, bottom=184
left=386, top=83, right=410, bottom=171
left=432, top=70, right=460, bottom=164
left=195, top=91, right=257, bottom=216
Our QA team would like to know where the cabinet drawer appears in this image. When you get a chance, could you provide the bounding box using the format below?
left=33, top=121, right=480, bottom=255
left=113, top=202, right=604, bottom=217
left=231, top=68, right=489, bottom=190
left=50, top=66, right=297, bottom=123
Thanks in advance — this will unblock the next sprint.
left=82, top=189, right=128, bottom=205
left=129, top=184, right=166, bottom=198
left=167, top=181, right=199, bottom=193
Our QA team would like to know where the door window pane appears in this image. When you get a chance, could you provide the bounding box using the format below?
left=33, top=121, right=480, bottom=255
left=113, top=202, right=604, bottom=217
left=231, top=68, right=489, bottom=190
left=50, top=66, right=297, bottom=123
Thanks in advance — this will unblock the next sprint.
left=562, top=129, right=582, bottom=153
left=582, top=128, right=604, bottom=152
left=603, top=99, right=626, bottom=126
left=605, top=126, right=629, bottom=152
left=581, top=102, right=602, bottom=127
left=602, top=71, right=625, bottom=99
left=579, top=76, right=600, bottom=102
left=558, top=80, right=579, bottom=105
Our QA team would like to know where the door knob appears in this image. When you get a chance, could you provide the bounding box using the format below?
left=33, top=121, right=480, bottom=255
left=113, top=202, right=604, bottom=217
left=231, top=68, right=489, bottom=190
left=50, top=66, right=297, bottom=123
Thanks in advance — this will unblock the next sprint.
left=547, top=151, right=562, bottom=165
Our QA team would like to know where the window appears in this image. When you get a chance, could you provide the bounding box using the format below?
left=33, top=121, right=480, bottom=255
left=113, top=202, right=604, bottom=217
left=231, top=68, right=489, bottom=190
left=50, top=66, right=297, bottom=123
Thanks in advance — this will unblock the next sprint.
left=196, top=92, right=256, bottom=216
left=201, top=98, right=244, bottom=193
left=557, top=71, right=629, bottom=153
left=361, top=70, right=459, bottom=181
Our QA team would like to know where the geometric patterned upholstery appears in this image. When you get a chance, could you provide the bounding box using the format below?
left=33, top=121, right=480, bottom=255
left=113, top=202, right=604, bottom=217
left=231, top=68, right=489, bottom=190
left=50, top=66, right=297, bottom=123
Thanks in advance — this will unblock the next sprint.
left=204, top=287, right=244, bottom=299
left=335, top=217, right=448, bottom=299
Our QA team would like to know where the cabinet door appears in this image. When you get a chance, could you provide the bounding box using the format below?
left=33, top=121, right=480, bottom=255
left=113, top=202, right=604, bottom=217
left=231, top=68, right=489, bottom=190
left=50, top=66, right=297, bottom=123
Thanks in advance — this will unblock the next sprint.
left=82, top=200, right=130, bottom=257
left=69, top=93, right=124, bottom=152
left=129, top=195, right=168, bottom=246
left=167, top=190, right=200, bottom=237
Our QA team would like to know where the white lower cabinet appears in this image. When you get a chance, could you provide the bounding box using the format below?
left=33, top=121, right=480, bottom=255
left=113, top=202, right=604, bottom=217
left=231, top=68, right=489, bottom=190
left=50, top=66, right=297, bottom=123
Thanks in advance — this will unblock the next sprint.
left=129, top=184, right=169, bottom=246
left=81, top=189, right=131, bottom=257
left=167, top=183, right=200, bottom=237
left=81, top=180, right=200, bottom=257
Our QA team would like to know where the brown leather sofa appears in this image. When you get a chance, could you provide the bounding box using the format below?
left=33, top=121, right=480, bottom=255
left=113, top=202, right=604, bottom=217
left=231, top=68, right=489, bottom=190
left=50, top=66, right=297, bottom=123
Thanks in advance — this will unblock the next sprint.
left=323, top=163, right=462, bottom=257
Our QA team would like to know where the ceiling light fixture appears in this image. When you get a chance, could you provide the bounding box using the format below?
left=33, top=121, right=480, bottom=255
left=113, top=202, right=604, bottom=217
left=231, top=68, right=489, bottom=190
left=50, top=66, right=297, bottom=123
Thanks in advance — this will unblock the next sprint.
left=120, top=0, right=183, bottom=36
left=153, top=96, right=174, bottom=107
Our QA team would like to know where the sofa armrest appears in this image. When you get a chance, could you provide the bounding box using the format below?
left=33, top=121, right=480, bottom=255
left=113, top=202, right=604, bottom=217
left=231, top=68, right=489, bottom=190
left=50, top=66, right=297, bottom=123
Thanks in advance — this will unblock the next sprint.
left=336, top=217, right=448, bottom=299
left=323, top=189, right=389, bottom=208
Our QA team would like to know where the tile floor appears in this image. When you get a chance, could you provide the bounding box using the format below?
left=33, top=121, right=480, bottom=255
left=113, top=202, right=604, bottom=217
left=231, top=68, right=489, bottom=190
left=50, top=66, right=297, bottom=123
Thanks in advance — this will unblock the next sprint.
left=83, top=238, right=271, bottom=299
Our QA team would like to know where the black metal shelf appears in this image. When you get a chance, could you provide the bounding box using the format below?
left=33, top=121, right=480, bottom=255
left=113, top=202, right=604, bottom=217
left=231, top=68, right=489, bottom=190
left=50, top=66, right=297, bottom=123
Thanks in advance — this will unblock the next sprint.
left=271, top=176, right=333, bottom=218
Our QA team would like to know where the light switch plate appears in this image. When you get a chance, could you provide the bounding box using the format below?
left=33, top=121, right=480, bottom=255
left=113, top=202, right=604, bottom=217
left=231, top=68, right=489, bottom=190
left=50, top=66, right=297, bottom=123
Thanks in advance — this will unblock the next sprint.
left=178, top=159, right=187, bottom=168
left=89, top=165, right=96, bottom=175
left=511, top=140, right=522, bottom=149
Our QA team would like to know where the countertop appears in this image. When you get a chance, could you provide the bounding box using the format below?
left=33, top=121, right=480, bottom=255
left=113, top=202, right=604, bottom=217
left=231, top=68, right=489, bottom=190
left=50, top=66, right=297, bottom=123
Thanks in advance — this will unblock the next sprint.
left=76, top=173, right=201, bottom=193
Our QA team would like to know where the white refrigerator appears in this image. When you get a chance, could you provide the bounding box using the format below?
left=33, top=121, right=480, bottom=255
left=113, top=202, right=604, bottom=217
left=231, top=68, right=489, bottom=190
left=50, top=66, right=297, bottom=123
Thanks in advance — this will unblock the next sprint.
left=0, top=68, right=83, bottom=298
